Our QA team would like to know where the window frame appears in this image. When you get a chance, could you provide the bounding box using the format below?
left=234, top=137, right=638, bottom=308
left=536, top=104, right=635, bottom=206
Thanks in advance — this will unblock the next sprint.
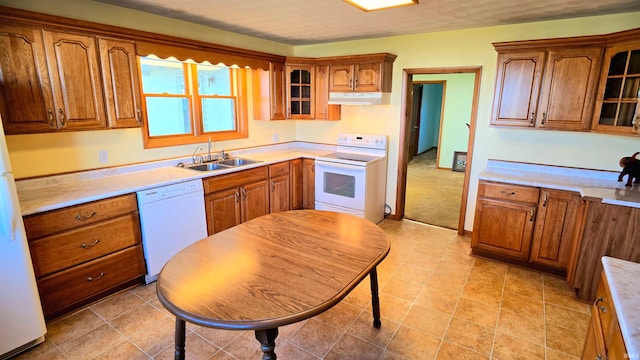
left=139, top=57, right=248, bottom=149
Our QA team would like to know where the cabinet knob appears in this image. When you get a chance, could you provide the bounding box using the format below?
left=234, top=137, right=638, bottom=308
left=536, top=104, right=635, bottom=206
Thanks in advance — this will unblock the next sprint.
left=530, top=112, right=535, bottom=125
left=541, top=112, right=547, bottom=125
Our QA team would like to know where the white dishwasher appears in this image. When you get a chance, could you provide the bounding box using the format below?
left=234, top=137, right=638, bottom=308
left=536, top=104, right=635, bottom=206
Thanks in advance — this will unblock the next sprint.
left=137, top=179, right=208, bottom=283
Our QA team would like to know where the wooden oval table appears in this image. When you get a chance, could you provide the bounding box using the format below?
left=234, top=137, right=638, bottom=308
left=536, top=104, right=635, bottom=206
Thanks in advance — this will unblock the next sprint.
left=156, top=210, right=390, bottom=360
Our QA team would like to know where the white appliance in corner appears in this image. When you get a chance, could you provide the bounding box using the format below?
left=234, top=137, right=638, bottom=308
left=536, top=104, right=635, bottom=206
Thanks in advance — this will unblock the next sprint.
left=0, top=119, right=47, bottom=359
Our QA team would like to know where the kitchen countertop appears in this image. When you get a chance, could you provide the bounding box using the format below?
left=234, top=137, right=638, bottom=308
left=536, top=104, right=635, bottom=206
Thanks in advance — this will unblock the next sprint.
left=601, top=256, right=640, bottom=357
left=16, top=142, right=334, bottom=216
left=479, top=160, right=640, bottom=208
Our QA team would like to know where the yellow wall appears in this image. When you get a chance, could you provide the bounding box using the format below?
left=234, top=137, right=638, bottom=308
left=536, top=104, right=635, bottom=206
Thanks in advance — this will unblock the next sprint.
left=293, top=13, right=640, bottom=230
left=2, top=0, right=640, bottom=231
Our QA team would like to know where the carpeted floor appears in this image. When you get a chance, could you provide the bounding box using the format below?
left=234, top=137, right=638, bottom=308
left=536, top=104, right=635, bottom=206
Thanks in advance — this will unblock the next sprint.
left=405, top=148, right=464, bottom=229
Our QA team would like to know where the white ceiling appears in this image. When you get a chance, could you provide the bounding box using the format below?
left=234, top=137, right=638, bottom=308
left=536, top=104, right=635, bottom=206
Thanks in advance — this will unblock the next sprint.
left=97, top=0, right=640, bottom=45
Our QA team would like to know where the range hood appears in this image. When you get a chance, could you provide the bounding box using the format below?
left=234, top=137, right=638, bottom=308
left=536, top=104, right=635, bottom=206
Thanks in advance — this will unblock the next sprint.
left=328, top=92, right=391, bottom=105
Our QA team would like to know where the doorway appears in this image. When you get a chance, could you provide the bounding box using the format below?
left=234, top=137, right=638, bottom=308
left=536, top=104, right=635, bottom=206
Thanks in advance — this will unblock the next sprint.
left=395, top=67, right=481, bottom=235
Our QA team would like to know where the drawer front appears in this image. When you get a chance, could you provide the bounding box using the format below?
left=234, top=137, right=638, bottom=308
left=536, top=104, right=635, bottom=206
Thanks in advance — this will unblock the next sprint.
left=203, top=166, right=268, bottom=194
left=479, top=181, right=540, bottom=203
left=268, top=161, right=290, bottom=177
left=37, top=245, right=146, bottom=317
left=29, top=213, right=141, bottom=277
left=24, top=194, right=138, bottom=239
left=594, top=273, right=615, bottom=348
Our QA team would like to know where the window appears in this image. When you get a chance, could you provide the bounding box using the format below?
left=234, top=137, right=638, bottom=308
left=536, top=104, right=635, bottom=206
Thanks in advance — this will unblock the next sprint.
left=139, top=56, right=248, bottom=148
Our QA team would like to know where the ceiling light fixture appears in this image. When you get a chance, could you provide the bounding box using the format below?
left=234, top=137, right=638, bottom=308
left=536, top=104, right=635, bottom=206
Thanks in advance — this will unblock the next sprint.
left=344, top=0, right=418, bottom=12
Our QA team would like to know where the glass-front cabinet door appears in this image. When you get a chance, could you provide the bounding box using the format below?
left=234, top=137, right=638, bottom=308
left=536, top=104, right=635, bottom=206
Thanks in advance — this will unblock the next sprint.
left=286, top=66, right=315, bottom=119
left=593, top=40, right=640, bottom=135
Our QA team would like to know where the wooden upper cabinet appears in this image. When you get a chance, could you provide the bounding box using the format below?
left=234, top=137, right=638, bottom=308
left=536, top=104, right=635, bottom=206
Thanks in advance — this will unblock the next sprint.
left=492, top=47, right=602, bottom=130
left=537, top=47, right=602, bottom=130
left=329, top=64, right=354, bottom=92
left=253, top=62, right=286, bottom=121
left=328, top=53, right=395, bottom=93
left=286, top=65, right=315, bottom=119
left=98, top=37, right=142, bottom=128
left=0, top=24, right=56, bottom=134
left=314, top=64, right=340, bottom=120
left=592, top=40, right=640, bottom=135
left=491, top=51, right=545, bottom=127
left=43, top=30, right=107, bottom=130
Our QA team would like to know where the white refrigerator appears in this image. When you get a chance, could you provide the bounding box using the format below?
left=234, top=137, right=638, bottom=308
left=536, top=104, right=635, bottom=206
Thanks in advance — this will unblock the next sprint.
left=0, top=119, right=47, bottom=359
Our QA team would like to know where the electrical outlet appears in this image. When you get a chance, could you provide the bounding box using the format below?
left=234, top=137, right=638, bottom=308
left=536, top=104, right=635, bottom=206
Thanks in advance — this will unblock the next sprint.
left=98, top=150, right=108, bottom=163
left=272, top=133, right=279, bottom=143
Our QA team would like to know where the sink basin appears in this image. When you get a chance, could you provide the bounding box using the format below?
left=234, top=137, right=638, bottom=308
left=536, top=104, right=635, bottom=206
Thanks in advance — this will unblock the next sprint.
left=217, top=157, right=262, bottom=167
left=186, top=163, right=232, bottom=172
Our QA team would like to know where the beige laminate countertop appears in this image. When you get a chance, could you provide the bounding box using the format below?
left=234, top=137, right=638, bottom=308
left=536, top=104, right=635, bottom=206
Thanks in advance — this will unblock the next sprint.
left=16, top=143, right=333, bottom=216
left=601, top=257, right=640, bottom=358
left=479, top=160, right=640, bottom=209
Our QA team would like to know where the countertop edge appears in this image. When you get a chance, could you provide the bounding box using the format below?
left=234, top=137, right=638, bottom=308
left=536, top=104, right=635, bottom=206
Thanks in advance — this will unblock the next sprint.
left=478, top=160, right=640, bottom=209
left=17, top=142, right=333, bottom=216
left=601, top=256, right=640, bottom=358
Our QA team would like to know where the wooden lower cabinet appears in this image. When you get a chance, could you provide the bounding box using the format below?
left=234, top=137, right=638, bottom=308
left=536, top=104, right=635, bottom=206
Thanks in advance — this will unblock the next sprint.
left=471, top=181, right=539, bottom=261
left=530, top=189, right=583, bottom=271
left=570, top=201, right=640, bottom=301
left=37, top=246, right=145, bottom=318
left=203, top=166, right=269, bottom=235
left=302, top=158, right=315, bottom=209
left=472, top=181, right=582, bottom=274
left=582, top=271, right=627, bottom=359
left=290, top=159, right=303, bottom=210
left=269, top=161, right=290, bottom=213
left=472, top=197, right=536, bottom=261
left=23, top=194, right=145, bottom=319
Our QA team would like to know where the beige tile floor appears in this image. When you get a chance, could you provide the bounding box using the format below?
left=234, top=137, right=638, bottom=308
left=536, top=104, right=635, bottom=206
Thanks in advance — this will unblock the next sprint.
left=15, top=219, right=591, bottom=360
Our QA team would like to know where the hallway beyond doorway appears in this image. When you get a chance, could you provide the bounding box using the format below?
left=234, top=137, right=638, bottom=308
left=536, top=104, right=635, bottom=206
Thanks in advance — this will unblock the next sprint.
left=405, top=149, right=464, bottom=229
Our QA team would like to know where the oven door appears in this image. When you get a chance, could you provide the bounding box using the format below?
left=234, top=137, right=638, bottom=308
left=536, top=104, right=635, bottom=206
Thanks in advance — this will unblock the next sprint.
left=315, top=160, right=366, bottom=211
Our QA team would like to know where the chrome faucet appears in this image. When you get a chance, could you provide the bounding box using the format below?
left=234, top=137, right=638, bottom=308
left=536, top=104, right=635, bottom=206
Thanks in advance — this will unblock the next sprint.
left=220, top=149, right=227, bottom=160
left=192, top=147, right=203, bottom=164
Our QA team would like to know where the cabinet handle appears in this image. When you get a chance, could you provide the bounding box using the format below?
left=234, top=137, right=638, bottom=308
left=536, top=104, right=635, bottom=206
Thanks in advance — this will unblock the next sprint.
left=354, top=77, right=358, bottom=89
left=48, top=109, right=55, bottom=128
left=80, top=239, right=100, bottom=249
left=241, top=187, right=246, bottom=200
left=594, top=296, right=604, bottom=305
left=500, top=190, right=516, bottom=196
left=234, top=190, right=239, bottom=203
left=270, top=181, right=275, bottom=191
left=136, top=109, right=142, bottom=123
left=86, top=272, right=105, bottom=282
left=75, top=211, right=97, bottom=221
left=529, top=209, right=535, bottom=222
left=541, top=112, right=547, bottom=125
left=542, top=193, right=549, bottom=207
left=58, top=108, right=66, bottom=127
left=530, top=112, right=535, bottom=125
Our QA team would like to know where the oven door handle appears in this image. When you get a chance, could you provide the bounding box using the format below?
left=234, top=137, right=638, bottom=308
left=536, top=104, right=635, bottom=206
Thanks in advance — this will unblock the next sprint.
left=315, top=160, right=365, bottom=171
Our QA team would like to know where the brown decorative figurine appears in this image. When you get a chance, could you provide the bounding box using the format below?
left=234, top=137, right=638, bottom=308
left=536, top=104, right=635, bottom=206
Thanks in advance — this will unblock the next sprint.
left=618, top=152, right=640, bottom=187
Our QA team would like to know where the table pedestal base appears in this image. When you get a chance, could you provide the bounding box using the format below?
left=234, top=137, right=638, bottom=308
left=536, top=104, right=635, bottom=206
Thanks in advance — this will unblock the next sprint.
left=255, top=328, right=279, bottom=360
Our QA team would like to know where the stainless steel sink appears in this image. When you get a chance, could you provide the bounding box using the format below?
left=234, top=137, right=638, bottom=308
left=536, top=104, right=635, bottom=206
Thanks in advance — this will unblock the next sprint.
left=186, top=163, right=232, bottom=171
left=179, top=157, right=261, bottom=172
left=217, top=157, right=262, bottom=167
